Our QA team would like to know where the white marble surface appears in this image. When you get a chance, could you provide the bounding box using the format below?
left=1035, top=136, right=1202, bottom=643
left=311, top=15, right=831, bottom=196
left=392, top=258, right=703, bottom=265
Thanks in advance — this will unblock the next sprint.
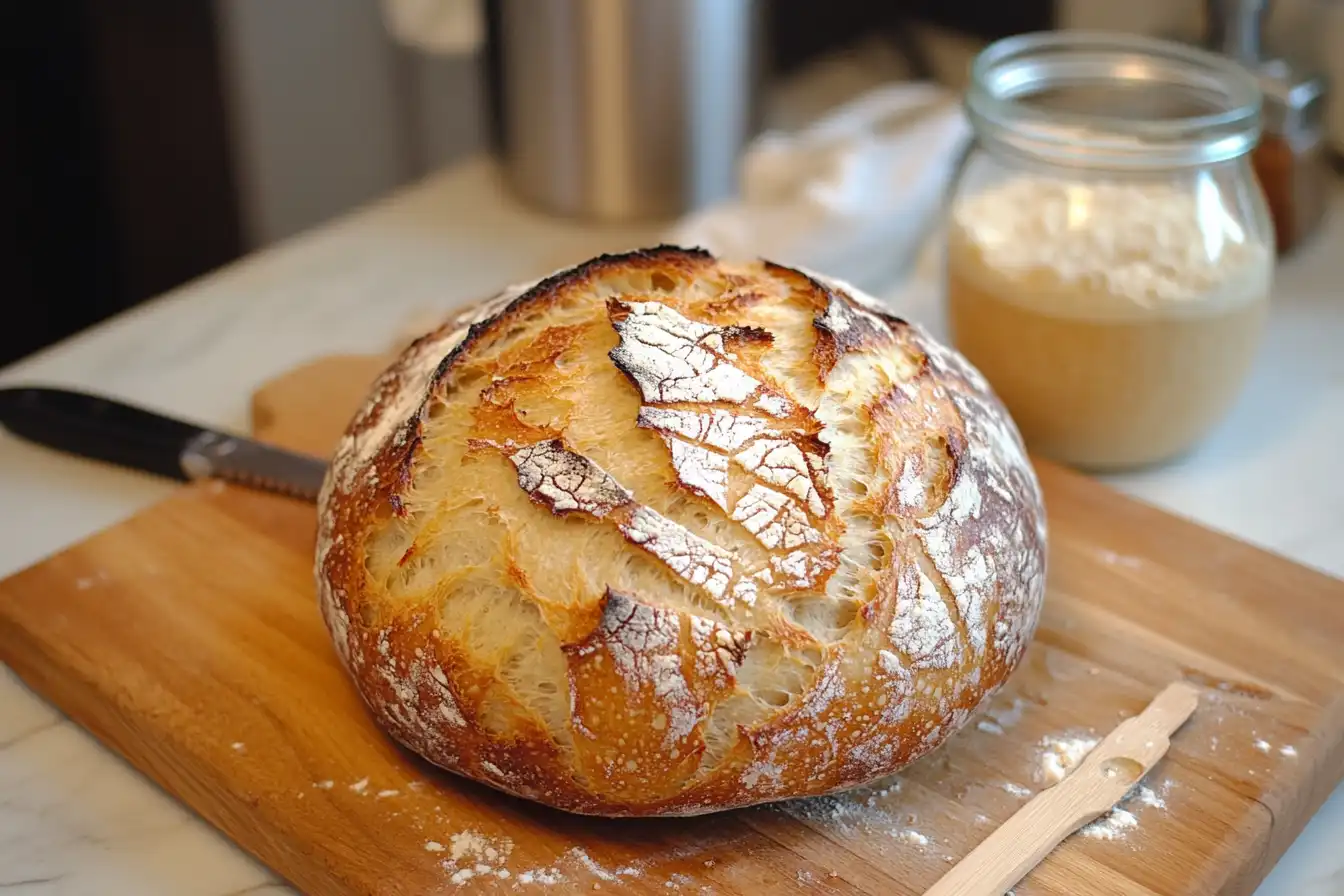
left=0, top=156, right=1341, bottom=895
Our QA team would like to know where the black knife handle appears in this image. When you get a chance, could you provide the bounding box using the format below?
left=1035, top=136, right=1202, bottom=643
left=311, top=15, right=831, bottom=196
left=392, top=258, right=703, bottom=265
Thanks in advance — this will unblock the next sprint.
left=0, top=386, right=210, bottom=482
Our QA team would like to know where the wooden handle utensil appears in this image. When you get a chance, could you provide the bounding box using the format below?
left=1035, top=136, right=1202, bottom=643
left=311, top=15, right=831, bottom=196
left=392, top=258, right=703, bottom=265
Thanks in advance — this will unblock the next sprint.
left=926, top=681, right=1201, bottom=896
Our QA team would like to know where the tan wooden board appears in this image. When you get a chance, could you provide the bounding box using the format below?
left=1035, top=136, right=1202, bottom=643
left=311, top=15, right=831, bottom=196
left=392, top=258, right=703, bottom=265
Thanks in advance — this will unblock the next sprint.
left=0, top=354, right=1341, bottom=896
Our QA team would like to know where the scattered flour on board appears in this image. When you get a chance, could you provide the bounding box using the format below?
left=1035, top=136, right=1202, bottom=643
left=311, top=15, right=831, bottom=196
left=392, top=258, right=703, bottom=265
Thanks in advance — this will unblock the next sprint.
left=349, top=777, right=369, bottom=794
left=441, top=830, right=516, bottom=885
left=976, top=697, right=1028, bottom=735
left=1033, top=733, right=1172, bottom=842
left=73, top=570, right=111, bottom=590
left=567, top=847, right=642, bottom=882
left=1081, top=808, right=1139, bottom=840
left=1036, top=733, right=1100, bottom=785
left=1082, top=783, right=1172, bottom=841
left=1075, top=779, right=1171, bottom=843
left=1002, top=781, right=1032, bottom=798
left=1134, top=785, right=1166, bottom=810
left=892, top=829, right=929, bottom=847
left=776, top=776, right=906, bottom=837
left=1252, top=737, right=1297, bottom=758
left=426, top=832, right=654, bottom=887
left=231, top=742, right=246, bottom=753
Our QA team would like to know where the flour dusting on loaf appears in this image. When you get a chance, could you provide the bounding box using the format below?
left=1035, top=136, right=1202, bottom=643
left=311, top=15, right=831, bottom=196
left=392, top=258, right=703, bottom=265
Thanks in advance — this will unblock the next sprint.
left=315, top=246, right=1047, bottom=816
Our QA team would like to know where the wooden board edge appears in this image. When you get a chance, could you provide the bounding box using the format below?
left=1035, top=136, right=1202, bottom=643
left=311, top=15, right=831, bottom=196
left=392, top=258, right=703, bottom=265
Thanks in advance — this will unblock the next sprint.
left=1233, top=693, right=1344, bottom=895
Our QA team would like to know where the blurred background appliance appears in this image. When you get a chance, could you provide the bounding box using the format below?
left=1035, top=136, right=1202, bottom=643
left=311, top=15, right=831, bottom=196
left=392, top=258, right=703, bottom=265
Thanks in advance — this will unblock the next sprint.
left=486, top=0, right=763, bottom=221
left=0, top=0, right=1051, bottom=367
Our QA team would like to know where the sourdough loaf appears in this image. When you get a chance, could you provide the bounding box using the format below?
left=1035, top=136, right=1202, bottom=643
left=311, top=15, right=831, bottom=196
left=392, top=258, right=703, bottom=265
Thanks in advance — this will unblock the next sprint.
left=315, top=246, right=1047, bottom=816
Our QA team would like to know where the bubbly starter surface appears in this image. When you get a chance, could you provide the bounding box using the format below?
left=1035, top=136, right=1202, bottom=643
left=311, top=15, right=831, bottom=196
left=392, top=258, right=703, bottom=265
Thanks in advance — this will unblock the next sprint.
left=946, top=176, right=1274, bottom=470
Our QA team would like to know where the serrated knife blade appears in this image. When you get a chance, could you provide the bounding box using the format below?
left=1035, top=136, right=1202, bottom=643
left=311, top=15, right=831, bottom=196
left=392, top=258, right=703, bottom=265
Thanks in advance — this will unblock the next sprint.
left=0, top=386, right=328, bottom=502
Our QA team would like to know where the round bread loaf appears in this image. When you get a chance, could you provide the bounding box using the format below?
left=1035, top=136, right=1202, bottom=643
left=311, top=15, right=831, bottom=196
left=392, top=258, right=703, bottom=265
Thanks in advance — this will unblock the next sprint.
left=315, top=246, right=1047, bottom=816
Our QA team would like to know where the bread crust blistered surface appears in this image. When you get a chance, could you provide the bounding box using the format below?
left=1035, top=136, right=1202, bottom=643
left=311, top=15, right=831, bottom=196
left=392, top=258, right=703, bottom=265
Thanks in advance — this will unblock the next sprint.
left=315, top=246, right=1047, bottom=816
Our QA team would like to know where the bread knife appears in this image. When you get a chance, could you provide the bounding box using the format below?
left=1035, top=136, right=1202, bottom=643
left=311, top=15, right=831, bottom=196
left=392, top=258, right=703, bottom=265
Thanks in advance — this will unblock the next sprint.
left=0, top=386, right=327, bottom=502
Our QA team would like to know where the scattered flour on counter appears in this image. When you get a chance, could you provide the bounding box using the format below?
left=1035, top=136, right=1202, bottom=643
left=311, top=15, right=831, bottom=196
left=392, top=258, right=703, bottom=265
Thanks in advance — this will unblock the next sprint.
left=1253, top=738, right=1271, bottom=754
left=425, top=840, right=445, bottom=852
left=231, top=742, right=246, bottom=753
left=1002, top=782, right=1032, bottom=798
left=349, top=777, right=369, bottom=794
left=1281, top=745, right=1297, bottom=757
left=313, top=780, right=334, bottom=790
left=376, top=789, right=400, bottom=799
left=977, top=719, right=1005, bottom=735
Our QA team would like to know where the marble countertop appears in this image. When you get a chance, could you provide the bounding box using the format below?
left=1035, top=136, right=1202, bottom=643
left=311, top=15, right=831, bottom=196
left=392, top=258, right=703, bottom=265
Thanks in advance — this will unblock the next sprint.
left=0, top=156, right=1341, bottom=895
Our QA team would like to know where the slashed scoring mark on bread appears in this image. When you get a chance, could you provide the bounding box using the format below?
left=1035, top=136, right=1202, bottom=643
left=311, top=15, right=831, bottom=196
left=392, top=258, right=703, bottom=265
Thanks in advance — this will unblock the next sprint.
left=314, top=245, right=1048, bottom=817
left=502, top=439, right=749, bottom=607
left=636, top=407, right=776, bottom=452
left=731, top=485, right=821, bottom=550
left=608, top=297, right=835, bottom=585
left=509, top=440, right=631, bottom=517
left=608, top=299, right=774, bottom=406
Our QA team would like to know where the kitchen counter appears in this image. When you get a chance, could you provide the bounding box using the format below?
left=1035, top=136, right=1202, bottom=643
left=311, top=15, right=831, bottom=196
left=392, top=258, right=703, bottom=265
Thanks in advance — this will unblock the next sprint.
left=0, top=156, right=1340, bottom=895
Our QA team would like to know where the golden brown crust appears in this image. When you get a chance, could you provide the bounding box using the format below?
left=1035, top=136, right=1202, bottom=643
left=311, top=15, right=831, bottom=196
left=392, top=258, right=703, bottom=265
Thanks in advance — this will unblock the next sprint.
left=315, top=246, right=1047, bottom=816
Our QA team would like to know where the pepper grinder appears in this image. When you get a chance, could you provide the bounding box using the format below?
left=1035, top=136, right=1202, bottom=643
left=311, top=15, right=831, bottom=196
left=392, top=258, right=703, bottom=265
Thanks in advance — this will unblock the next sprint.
left=1205, top=0, right=1330, bottom=255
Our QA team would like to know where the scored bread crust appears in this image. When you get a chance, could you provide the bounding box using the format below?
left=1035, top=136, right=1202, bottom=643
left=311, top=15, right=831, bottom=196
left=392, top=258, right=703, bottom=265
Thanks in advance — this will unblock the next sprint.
left=315, top=246, right=1047, bottom=817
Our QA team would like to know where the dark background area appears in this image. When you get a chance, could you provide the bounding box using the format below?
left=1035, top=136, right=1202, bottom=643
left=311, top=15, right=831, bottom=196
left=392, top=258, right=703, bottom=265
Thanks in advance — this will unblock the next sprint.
left=2, top=0, right=1051, bottom=368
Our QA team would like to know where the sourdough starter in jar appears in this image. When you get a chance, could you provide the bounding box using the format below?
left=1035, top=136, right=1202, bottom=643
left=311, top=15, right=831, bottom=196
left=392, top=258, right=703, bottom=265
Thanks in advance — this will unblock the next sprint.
left=946, top=175, right=1274, bottom=470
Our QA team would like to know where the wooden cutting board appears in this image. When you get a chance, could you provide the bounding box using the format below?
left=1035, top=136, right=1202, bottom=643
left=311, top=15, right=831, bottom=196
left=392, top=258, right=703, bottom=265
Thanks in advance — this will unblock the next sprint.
left=2, top=354, right=1343, bottom=896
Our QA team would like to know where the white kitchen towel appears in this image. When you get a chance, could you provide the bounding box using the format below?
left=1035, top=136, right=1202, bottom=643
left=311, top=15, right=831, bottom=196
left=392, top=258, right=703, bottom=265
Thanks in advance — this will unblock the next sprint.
left=668, top=81, right=971, bottom=298
left=379, top=0, right=482, bottom=55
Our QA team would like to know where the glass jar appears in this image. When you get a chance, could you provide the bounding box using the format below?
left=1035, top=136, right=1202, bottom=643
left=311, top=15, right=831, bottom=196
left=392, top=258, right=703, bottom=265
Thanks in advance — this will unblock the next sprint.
left=945, top=32, right=1275, bottom=472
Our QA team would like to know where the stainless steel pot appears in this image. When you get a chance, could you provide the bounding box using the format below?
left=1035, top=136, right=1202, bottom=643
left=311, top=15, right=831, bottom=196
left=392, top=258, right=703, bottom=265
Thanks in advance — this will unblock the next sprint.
left=491, top=0, right=763, bottom=222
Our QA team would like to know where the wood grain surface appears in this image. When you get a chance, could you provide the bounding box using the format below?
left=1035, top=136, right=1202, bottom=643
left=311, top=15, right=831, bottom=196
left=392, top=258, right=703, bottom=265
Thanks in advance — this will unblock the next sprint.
left=1, top=355, right=1342, bottom=896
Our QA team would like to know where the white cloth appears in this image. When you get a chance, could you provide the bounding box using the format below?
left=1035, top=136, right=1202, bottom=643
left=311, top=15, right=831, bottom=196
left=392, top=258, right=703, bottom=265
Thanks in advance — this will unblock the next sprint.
left=379, top=0, right=482, bottom=55
left=668, top=81, right=971, bottom=298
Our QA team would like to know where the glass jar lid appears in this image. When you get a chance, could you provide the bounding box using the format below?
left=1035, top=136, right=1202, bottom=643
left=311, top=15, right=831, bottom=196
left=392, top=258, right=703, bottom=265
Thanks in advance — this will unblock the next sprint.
left=965, top=31, right=1264, bottom=170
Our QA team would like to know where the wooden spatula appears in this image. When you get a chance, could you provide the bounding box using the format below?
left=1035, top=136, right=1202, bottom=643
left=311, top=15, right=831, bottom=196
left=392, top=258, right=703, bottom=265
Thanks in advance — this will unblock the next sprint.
left=926, top=680, right=1201, bottom=896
